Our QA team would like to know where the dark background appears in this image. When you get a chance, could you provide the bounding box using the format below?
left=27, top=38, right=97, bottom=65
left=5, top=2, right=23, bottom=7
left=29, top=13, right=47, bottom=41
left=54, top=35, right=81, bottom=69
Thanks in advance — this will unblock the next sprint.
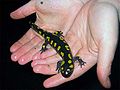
left=1, top=0, right=120, bottom=90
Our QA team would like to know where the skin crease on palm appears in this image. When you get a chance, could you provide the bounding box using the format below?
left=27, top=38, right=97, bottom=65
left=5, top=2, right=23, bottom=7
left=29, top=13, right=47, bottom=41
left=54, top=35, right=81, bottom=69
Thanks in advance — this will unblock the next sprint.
left=10, top=0, right=120, bottom=88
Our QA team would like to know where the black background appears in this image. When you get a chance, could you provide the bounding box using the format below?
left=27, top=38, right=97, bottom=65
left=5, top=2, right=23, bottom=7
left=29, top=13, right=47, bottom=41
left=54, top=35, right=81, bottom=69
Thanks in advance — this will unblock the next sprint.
left=1, top=0, right=120, bottom=90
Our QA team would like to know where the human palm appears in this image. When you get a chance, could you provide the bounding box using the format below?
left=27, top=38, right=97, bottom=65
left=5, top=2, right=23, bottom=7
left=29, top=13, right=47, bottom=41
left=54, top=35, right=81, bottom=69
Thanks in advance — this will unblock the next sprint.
left=10, top=0, right=118, bottom=88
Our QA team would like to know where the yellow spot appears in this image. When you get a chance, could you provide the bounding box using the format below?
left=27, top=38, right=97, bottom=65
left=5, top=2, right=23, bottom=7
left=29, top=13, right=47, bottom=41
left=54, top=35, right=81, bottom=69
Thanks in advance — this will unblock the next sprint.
left=68, top=54, right=72, bottom=59
left=46, top=36, right=50, bottom=41
left=57, top=46, right=61, bottom=51
left=39, top=31, right=42, bottom=35
left=59, top=37, right=64, bottom=41
left=55, top=31, right=58, bottom=34
left=42, top=34, right=45, bottom=37
left=65, top=45, right=70, bottom=50
left=52, top=33, right=56, bottom=36
left=68, top=60, right=72, bottom=64
left=69, top=64, right=74, bottom=68
left=54, top=43, right=57, bottom=47
left=50, top=40, right=53, bottom=45
left=61, top=61, right=65, bottom=66
left=60, top=31, right=63, bottom=34
left=53, top=31, right=58, bottom=36
left=60, top=52, right=64, bottom=57
left=42, top=45, right=45, bottom=48
left=61, top=67, right=64, bottom=70
left=62, top=71, right=64, bottom=73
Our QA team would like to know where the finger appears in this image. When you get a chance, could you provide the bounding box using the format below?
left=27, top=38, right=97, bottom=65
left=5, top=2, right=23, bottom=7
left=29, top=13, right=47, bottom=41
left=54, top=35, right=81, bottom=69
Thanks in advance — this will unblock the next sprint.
left=10, top=29, right=36, bottom=52
left=33, top=63, right=57, bottom=75
left=31, top=54, right=60, bottom=67
left=43, top=56, right=96, bottom=88
left=32, top=48, right=56, bottom=60
left=97, top=39, right=118, bottom=88
left=89, top=4, right=119, bottom=88
left=18, top=40, right=44, bottom=65
left=11, top=36, right=42, bottom=61
left=10, top=0, right=35, bottom=19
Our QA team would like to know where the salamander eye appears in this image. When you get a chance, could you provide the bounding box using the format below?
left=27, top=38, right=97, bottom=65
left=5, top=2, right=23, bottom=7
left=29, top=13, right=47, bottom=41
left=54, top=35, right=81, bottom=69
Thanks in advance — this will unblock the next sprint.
left=65, top=71, right=68, bottom=75
left=65, top=69, right=71, bottom=75
left=67, top=69, right=70, bottom=72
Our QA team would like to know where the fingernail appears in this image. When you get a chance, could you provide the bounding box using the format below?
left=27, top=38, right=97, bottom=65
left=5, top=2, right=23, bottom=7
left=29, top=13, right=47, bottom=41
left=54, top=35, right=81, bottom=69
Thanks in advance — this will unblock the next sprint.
left=33, top=55, right=38, bottom=60
left=105, top=77, right=111, bottom=88
left=31, top=61, right=38, bottom=67
left=35, top=68, right=40, bottom=72
left=33, top=66, right=41, bottom=73
left=105, top=67, right=111, bottom=88
left=18, top=58, right=25, bottom=65
left=32, top=53, right=41, bottom=60
left=11, top=54, right=18, bottom=61
left=21, top=58, right=25, bottom=62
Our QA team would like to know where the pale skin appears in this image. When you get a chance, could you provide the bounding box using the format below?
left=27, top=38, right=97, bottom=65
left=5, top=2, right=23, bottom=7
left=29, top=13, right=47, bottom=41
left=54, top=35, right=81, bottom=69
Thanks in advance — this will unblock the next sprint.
left=10, top=0, right=120, bottom=88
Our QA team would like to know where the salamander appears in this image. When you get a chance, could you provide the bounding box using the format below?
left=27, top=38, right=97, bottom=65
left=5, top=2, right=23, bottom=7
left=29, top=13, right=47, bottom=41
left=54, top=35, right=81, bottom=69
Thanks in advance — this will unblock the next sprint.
left=29, top=22, right=86, bottom=78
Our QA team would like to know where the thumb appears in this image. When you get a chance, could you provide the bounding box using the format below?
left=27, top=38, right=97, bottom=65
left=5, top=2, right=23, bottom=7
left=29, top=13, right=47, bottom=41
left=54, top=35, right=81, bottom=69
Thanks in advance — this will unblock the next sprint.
left=97, top=38, right=118, bottom=88
left=10, top=0, right=35, bottom=19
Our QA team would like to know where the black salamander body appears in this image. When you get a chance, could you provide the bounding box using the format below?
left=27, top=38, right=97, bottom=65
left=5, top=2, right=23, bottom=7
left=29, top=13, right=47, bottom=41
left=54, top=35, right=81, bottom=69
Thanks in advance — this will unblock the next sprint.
left=29, top=22, right=86, bottom=78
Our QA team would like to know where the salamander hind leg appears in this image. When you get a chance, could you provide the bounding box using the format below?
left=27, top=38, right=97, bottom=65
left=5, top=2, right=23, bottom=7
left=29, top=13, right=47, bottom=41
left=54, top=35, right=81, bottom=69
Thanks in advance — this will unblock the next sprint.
left=56, top=61, right=62, bottom=73
left=29, top=21, right=39, bottom=32
left=73, top=56, right=86, bottom=68
left=56, top=60, right=65, bottom=73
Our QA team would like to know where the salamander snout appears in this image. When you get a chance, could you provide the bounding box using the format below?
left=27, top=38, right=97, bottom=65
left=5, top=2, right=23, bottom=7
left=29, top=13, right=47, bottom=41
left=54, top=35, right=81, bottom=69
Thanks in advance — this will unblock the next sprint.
left=61, top=67, right=73, bottom=78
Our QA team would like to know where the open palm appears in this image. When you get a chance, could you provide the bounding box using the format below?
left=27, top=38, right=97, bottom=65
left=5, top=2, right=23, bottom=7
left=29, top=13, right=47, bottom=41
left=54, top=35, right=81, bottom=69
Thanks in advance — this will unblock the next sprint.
left=10, top=0, right=118, bottom=88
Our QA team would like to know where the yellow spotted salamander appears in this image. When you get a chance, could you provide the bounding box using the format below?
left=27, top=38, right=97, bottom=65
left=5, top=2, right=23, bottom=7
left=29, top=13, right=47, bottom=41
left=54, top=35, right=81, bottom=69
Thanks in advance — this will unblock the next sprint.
left=29, top=22, right=86, bottom=78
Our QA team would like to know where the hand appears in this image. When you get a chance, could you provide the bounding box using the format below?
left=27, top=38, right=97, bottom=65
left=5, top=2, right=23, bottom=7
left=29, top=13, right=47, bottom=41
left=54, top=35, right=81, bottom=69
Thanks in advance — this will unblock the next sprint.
left=10, top=0, right=82, bottom=64
left=10, top=0, right=119, bottom=89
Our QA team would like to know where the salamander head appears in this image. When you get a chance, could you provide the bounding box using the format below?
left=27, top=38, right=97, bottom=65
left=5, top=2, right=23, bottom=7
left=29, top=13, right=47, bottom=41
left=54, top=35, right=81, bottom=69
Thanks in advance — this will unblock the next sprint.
left=61, top=64, right=74, bottom=78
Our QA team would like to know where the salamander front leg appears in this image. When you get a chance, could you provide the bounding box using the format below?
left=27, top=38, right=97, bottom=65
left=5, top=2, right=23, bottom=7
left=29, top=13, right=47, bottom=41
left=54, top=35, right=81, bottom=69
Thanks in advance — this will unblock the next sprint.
left=53, top=31, right=64, bottom=37
left=40, top=41, right=48, bottom=54
left=73, top=56, right=86, bottom=68
left=56, top=60, right=62, bottom=73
